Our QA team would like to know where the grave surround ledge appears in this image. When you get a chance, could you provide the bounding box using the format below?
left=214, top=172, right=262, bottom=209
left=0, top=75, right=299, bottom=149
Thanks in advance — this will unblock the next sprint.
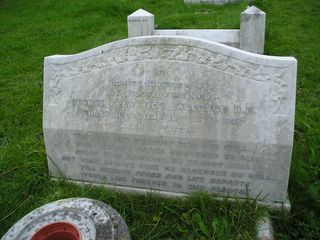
left=128, top=6, right=266, bottom=53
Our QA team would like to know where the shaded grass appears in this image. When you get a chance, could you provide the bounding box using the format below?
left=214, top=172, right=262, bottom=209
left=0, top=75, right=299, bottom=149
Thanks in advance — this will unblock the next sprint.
left=0, top=0, right=319, bottom=239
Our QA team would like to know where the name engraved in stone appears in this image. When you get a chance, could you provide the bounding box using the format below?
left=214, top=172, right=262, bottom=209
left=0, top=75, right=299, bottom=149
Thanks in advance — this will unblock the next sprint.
left=73, top=98, right=254, bottom=115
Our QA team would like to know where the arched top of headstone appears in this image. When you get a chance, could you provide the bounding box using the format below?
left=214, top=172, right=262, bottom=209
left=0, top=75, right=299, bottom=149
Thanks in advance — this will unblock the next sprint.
left=45, top=36, right=294, bottom=65
left=45, top=36, right=296, bottom=116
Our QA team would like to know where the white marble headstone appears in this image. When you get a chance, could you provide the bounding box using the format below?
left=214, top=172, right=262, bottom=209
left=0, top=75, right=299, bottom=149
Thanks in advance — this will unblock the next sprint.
left=44, top=36, right=297, bottom=204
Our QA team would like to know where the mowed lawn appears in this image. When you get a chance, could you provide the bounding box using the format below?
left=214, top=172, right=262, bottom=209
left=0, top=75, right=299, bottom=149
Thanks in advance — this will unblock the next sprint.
left=0, top=0, right=319, bottom=239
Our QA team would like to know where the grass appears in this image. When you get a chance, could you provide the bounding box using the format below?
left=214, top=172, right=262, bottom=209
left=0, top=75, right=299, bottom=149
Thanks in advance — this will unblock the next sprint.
left=0, top=0, right=319, bottom=239
left=1, top=179, right=265, bottom=239
left=253, top=0, right=320, bottom=239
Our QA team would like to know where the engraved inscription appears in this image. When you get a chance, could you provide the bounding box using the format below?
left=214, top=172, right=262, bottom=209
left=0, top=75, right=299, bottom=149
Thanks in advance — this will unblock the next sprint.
left=46, top=41, right=290, bottom=116
left=47, top=130, right=290, bottom=200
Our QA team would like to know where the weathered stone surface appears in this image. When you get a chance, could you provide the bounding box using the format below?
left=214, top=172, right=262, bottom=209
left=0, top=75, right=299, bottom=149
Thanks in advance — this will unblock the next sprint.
left=185, top=0, right=241, bottom=4
left=43, top=36, right=297, bottom=203
left=128, top=9, right=154, bottom=38
left=1, top=198, right=130, bottom=240
left=153, top=29, right=240, bottom=48
left=240, top=6, right=266, bottom=54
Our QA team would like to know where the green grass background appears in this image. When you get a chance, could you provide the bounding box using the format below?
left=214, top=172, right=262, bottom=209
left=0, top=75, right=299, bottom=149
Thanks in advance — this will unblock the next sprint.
left=0, top=0, right=319, bottom=239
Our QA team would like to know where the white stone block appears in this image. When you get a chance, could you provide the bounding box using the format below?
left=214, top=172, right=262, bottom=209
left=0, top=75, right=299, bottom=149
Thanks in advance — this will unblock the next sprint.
left=127, top=9, right=154, bottom=38
left=153, top=29, right=240, bottom=47
left=240, top=6, right=266, bottom=54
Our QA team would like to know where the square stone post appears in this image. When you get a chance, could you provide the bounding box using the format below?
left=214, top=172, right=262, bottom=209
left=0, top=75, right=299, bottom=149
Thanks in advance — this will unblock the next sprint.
left=240, top=6, right=266, bottom=54
left=127, top=9, right=154, bottom=38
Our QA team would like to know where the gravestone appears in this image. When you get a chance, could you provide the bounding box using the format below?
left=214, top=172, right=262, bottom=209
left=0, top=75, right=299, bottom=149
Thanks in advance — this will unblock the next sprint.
left=44, top=36, right=297, bottom=204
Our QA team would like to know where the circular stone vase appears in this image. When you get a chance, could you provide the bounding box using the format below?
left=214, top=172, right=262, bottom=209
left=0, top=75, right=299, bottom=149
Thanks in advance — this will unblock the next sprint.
left=1, top=198, right=130, bottom=240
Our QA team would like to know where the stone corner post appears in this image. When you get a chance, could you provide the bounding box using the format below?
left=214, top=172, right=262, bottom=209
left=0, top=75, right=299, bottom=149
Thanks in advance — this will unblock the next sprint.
left=240, top=6, right=266, bottom=54
left=127, top=9, right=154, bottom=38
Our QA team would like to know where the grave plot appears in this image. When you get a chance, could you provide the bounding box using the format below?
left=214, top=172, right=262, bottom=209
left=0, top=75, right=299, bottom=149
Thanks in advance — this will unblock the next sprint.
left=44, top=36, right=296, bottom=206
